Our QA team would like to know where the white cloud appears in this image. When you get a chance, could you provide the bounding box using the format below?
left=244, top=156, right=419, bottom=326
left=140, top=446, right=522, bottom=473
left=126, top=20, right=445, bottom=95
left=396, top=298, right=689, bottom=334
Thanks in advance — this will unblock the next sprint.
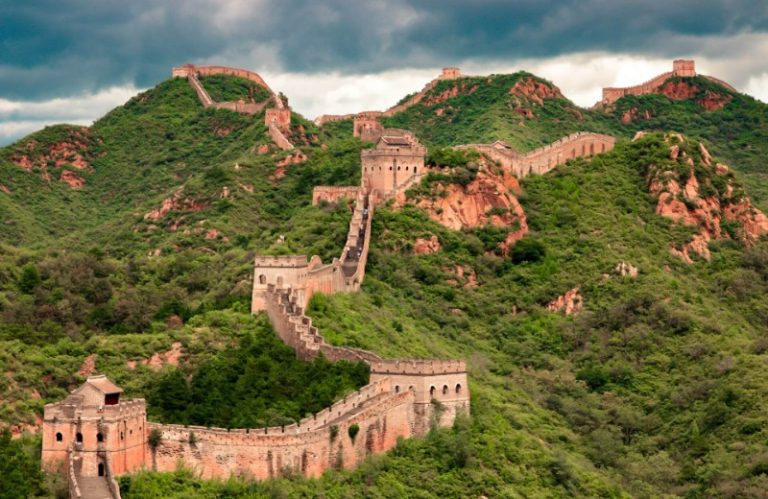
left=0, top=85, right=141, bottom=146
left=3, top=47, right=767, bottom=147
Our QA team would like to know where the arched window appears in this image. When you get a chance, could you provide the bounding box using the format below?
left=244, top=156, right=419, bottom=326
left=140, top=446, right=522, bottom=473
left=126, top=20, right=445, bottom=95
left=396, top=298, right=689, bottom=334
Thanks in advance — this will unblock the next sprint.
left=98, top=463, right=105, bottom=477
left=76, top=433, right=83, bottom=443
left=413, top=167, right=417, bottom=174
left=409, top=385, right=414, bottom=392
left=430, top=386, right=436, bottom=397
left=456, top=384, right=462, bottom=394
left=395, top=385, right=400, bottom=393
left=120, top=432, right=124, bottom=440
left=389, top=166, right=392, bottom=171
left=442, top=385, right=449, bottom=395
left=56, top=432, right=63, bottom=442
left=97, top=432, right=103, bottom=443
left=258, top=275, right=266, bottom=285
left=397, top=166, right=401, bottom=171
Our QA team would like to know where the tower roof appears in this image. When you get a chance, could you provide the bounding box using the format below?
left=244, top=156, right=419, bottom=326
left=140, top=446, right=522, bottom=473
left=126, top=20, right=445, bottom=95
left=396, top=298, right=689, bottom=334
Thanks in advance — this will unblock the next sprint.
left=78, top=374, right=123, bottom=395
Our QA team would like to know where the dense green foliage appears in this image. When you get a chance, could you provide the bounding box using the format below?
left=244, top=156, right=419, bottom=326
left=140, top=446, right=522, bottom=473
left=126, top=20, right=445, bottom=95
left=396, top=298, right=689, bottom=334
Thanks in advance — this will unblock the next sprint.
left=146, top=315, right=368, bottom=428
left=2, top=71, right=768, bottom=497
left=0, top=430, right=45, bottom=498
left=199, top=74, right=272, bottom=103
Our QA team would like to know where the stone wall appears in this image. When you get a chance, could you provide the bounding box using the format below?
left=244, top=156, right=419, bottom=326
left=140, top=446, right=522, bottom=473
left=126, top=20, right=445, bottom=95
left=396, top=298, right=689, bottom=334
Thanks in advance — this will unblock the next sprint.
left=509, top=132, right=616, bottom=177
left=458, top=132, right=615, bottom=178
left=312, top=186, right=360, bottom=205
left=599, top=59, right=736, bottom=105
left=353, top=116, right=385, bottom=142
left=150, top=380, right=417, bottom=480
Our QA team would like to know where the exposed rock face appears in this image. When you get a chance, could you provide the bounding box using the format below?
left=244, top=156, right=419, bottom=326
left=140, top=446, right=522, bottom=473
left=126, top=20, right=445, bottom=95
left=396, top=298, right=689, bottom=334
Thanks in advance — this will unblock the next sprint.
left=621, top=107, right=653, bottom=124
left=0, top=184, right=10, bottom=194
left=615, top=262, right=639, bottom=278
left=60, top=170, right=85, bottom=189
left=646, top=135, right=768, bottom=263
left=144, top=189, right=208, bottom=221
left=271, top=151, right=308, bottom=180
left=660, top=80, right=698, bottom=101
left=445, top=265, right=478, bottom=288
left=509, top=77, right=563, bottom=106
left=78, top=354, right=97, bottom=377
left=127, top=342, right=184, bottom=371
left=400, top=167, right=528, bottom=255
left=547, top=287, right=583, bottom=315
left=698, top=90, right=732, bottom=111
left=9, top=127, right=100, bottom=188
left=413, top=235, right=441, bottom=255
left=423, top=83, right=478, bottom=106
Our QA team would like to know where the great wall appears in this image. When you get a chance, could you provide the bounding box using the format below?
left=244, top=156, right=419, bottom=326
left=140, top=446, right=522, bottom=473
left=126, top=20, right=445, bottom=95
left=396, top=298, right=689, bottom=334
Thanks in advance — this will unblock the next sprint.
left=599, top=59, right=737, bottom=106
left=41, top=60, right=724, bottom=498
left=172, top=64, right=295, bottom=150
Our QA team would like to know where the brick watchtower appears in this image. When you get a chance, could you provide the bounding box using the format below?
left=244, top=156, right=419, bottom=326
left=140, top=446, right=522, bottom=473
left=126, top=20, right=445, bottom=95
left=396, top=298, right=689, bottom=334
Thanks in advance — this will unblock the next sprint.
left=42, top=375, right=147, bottom=478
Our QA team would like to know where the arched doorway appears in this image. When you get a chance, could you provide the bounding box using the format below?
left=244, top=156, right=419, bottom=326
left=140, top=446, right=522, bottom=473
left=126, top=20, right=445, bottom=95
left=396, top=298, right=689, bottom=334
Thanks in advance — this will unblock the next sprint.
left=98, top=463, right=105, bottom=477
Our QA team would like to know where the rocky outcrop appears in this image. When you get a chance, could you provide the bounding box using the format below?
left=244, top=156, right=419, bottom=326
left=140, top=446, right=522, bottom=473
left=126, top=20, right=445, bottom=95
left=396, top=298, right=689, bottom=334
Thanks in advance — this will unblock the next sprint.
left=77, top=354, right=96, bottom=377
left=9, top=127, right=100, bottom=188
left=271, top=151, right=307, bottom=180
left=143, top=189, right=208, bottom=221
left=400, top=167, right=528, bottom=255
left=644, top=135, right=768, bottom=263
left=126, top=342, right=183, bottom=371
left=413, top=235, right=441, bottom=255
left=509, top=76, right=564, bottom=106
left=547, top=287, right=583, bottom=315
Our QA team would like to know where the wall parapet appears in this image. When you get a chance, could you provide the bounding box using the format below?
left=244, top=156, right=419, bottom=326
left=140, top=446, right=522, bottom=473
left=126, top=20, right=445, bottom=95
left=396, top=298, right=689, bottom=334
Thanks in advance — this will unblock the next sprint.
left=370, top=359, right=467, bottom=375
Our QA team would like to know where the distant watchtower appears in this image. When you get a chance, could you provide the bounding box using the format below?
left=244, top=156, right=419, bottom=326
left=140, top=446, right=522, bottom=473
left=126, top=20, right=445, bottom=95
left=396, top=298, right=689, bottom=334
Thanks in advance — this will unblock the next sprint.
left=41, top=375, right=147, bottom=477
left=672, top=60, right=696, bottom=77
left=440, top=67, right=461, bottom=80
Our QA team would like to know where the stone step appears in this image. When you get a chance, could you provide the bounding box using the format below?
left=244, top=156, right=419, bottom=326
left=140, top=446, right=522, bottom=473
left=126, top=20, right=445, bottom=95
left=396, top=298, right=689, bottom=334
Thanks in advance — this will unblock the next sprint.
left=77, top=475, right=115, bottom=499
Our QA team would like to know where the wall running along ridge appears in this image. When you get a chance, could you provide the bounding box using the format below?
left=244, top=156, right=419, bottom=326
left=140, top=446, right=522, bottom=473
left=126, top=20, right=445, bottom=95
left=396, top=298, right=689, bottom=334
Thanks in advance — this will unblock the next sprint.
left=314, top=67, right=461, bottom=126
left=457, top=132, right=616, bottom=177
left=599, top=60, right=737, bottom=106
left=172, top=64, right=294, bottom=150
left=43, top=126, right=468, bottom=492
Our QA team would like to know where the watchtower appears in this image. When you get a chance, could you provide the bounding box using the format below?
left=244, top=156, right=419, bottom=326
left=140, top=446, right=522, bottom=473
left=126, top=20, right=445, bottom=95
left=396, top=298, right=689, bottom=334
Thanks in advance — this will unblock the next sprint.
left=361, top=130, right=426, bottom=200
left=41, top=375, right=147, bottom=477
left=673, top=60, right=696, bottom=78
left=441, top=67, right=461, bottom=80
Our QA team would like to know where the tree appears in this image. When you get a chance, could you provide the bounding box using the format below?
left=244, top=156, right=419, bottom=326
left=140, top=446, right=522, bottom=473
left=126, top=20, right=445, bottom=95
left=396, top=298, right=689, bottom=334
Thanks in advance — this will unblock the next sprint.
left=17, top=264, right=40, bottom=294
left=0, top=430, right=43, bottom=499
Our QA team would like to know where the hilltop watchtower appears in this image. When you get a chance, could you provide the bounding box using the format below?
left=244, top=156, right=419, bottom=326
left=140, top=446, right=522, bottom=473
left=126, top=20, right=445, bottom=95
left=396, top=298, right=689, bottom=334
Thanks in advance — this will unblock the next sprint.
left=441, top=67, right=461, bottom=80
left=673, top=59, right=696, bottom=77
left=42, top=375, right=147, bottom=477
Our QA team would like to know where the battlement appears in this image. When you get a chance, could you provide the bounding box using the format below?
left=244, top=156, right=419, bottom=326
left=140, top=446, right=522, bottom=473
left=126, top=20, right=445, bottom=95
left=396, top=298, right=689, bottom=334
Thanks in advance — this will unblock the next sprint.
left=441, top=67, right=461, bottom=80
left=370, top=359, right=467, bottom=375
left=673, top=59, right=696, bottom=77
left=312, top=186, right=359, bottom=206
left=599, top=59, right=735, bottom=106
left=254, top=255, right=309, bottom=267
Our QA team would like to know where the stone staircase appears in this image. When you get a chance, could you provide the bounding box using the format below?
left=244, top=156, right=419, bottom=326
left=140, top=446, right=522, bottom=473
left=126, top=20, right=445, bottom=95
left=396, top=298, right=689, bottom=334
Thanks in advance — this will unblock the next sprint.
left=76, top=476, right=115, bottom=499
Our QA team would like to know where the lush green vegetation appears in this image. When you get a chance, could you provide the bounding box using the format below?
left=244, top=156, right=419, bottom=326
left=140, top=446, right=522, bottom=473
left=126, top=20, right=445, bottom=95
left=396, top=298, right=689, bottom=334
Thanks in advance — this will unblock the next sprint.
left=2, top=71, right=768, bottom=497
left=199, top=74, right=272, bottom=103
left=146, top=315, right=368, bottom=428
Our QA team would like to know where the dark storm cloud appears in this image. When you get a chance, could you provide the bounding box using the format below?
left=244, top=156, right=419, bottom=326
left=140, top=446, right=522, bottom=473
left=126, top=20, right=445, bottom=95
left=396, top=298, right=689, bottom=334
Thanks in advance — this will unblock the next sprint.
left=1, top=0, right=767, bottom=100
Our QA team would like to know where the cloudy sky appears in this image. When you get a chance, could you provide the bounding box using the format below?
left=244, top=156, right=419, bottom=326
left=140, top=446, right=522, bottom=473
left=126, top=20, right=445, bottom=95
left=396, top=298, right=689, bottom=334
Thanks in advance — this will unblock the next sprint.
left=1, top=0, right=768, bottom=145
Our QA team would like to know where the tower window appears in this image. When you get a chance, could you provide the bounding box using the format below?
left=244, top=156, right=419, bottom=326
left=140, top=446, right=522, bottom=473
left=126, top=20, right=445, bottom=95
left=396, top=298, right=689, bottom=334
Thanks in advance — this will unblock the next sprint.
left=56, top=432, right=63, bottom=442
left=76, top=433, right=83, bottom=443
left=97, top=432, right=103, bottom=443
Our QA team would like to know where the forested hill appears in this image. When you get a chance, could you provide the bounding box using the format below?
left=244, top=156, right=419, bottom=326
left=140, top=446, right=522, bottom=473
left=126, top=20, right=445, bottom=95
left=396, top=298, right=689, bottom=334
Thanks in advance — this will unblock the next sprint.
left=2, top=70, right=768, bottom=498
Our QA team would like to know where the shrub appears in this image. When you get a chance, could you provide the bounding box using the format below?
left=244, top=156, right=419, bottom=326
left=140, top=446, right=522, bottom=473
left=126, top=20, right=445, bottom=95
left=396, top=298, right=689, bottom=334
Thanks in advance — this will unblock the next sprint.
left=347, top=424, right=360, bottom=441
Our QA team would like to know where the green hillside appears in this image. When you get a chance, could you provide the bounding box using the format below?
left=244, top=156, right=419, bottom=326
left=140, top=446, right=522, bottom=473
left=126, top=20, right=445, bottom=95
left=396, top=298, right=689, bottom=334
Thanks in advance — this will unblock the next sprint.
left=1, top=71, right=768, bottom=498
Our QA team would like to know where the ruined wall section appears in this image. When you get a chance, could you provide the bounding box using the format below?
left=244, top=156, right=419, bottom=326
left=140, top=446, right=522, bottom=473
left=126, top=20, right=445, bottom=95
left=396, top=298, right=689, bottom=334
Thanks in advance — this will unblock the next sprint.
left=312, top=186, right=360, bottom=205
